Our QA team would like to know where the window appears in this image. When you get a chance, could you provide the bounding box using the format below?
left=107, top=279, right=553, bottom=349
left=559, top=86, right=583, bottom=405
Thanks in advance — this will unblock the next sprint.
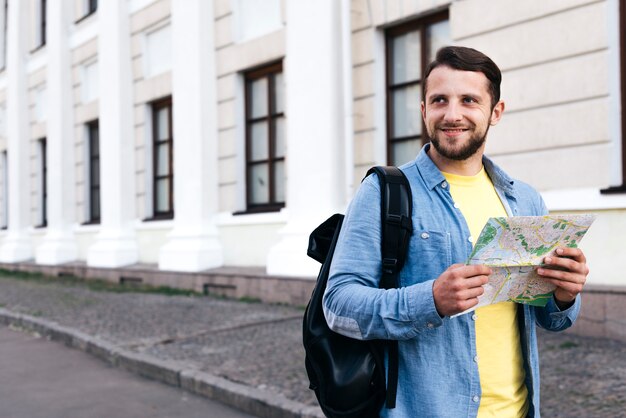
left=0, top=0, right=7, bottom=70
left=38, top=138, right=47, bottom=228
left=86, top=120, right=100, bottom=224
left=604, top=0, right=626, bottom=193
left=75, top=0, right=97, bottom=23
left=33, top=0, right=46, bottom=49
left=85, top=0, right=97, bottom=16
left=244, top=61, right=285, bottom=213
left=151, top=97, right=173, bottom=219
left=385, top=12, right=450, bottom=166
left=1, top=150, right=7, bottom=229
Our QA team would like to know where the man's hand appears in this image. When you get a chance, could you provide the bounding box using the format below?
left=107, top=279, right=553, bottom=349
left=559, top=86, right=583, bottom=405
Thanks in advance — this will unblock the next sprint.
left=432, top=264, right=491, bottom=317
left=537, top=247, right=589, bottom=309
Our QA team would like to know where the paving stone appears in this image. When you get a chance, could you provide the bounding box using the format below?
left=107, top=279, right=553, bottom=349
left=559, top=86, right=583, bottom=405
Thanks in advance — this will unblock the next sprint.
left=1, top=273, right=624, bottom=417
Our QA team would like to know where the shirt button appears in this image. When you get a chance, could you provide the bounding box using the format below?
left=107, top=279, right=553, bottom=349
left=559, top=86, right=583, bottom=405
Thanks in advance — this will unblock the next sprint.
left=473, top=395, right=480, bottom=403
left=441, top=181, right=448, bottom=189
left=468, top=236, right=473, bottom=243
left=472, top=314, right=477, bottom=321
left=453, top=202, right=460, bottom=208
left=420, top=232, right=430, bottom=239
left=427, top=323, right=434, bottom=328
left=474, top=355, right=479, bottom=363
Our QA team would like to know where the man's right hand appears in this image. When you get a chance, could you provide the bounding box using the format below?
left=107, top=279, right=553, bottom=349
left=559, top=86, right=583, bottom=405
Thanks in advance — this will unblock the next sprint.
left=432, top=264, right=491, bottom=317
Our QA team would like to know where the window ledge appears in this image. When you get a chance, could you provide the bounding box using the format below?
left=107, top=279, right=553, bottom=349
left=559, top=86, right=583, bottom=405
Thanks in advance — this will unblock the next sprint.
left=136, top=218, right=174, bottom=231
left=600, top=185, right=626, bottom=195
left=542, top=187, right=626, bottom=211
left=74, top=222, right=101, bottom=234
left=75, top=11, right=97, bottom=25
left=217, top=208, right=288, bottom=227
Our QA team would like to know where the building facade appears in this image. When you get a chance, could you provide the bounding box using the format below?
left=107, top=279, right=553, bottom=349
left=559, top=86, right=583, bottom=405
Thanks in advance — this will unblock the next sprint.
left=0, top=0, right=624, bottom=337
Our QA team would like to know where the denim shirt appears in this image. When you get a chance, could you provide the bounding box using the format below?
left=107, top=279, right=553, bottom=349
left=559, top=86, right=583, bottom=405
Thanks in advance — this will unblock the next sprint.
left=323, top=145, right=580, bottom=418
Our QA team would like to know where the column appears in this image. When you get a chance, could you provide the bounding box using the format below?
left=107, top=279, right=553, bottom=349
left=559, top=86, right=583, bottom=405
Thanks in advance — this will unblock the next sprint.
left=35, top=0, right=77, bottom=264
left=158, top=0, right=223, bottom=271
left=266, top=0, right=347, bottom=276
left=86, top=0, right=138, bottom=267
left=0, top=0, right=32, bottom=262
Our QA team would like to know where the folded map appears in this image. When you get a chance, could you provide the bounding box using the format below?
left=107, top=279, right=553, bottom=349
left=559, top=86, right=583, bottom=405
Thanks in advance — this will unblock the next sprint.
left=457, top=214, right=596, bottom=316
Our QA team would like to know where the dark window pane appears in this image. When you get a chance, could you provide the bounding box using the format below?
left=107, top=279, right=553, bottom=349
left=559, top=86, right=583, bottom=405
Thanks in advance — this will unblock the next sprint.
left=155, top=178, right=170, bottom=213
left=90, top=126, right=99, bottom=157
left=156, top=108, right=170, bottom=141
left=392, top=139, right=422, bottom=166
left=392, top=30, right=421, bottom=84
left=250, top=121, right=269, bottom=161
left=249, top=163, right=269, bottom=205
left=274, top=160, right=285, bottom=203
left=250, top=78, right=268, bottom=118
left=425, top=20, right=450, bottom=63
left=91, top=187, right=100, bottom=220
left=91, top=158, right=100, bottom=186
left=274, top=72, right=285, bottom=114
left=156, top=143, right=170, bottom=176
left=274, top=117, right=285, bottom=158
left=392, top=84, right=422, bottom=137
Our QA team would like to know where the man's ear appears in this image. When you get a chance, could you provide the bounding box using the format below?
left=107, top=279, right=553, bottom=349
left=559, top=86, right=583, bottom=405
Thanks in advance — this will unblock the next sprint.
left=489, top=100, right=505, bottom=126
left=421, top=101, right=426, bottom=122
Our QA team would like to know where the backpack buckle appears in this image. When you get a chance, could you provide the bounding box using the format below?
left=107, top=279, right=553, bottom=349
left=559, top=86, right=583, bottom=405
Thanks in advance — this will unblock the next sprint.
left=386, top=214, right=411, bottom=231
left=382, top=258, right=398, bottom=275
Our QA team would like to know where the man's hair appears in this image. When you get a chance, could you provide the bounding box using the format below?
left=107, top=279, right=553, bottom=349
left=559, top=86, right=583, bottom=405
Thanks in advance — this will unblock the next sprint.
left=423, top=46, right=502, bottom=109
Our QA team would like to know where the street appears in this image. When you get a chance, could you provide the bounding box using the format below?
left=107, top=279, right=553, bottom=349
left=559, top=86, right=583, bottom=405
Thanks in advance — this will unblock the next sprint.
left=0, top=326, right=254, bottom=418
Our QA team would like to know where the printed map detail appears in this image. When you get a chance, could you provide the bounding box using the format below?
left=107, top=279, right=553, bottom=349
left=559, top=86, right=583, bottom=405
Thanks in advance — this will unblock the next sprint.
left=461, top=214, right=596, bottom=315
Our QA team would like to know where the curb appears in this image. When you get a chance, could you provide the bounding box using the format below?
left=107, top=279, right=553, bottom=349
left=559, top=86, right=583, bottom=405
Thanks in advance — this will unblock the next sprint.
left=0, top=308, right=324, bottom=418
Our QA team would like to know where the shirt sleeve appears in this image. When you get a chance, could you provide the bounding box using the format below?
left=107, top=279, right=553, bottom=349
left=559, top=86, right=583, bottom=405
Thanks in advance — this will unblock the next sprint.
left=322, top=175, right=443, bottom=341
left=534, top=294, right=580, bottom=331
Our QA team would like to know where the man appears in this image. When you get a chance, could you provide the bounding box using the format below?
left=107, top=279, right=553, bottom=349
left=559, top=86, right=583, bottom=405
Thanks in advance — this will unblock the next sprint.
left=323, top=46, right=589, bottom=417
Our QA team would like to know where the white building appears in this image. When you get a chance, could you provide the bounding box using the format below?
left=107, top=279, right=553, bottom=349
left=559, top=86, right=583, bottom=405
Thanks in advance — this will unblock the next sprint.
left=0, top=0, right=624, bottom=340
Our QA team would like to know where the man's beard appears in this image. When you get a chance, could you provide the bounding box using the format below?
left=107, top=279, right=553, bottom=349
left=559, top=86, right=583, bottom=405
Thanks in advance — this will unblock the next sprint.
left=426, top=123, right=490, bottom=161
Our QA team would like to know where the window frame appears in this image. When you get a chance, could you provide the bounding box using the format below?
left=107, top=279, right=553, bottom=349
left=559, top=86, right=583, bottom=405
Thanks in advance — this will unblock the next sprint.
left=1, top=150, right=7, bottom=229
left=241, top=60, right=285, bottom=214
left=603, top=0, right=626, bottom=194
left=33, top=0, right=46, bottom=51
left=37, top=138, right=47, bottom=228
left=75, top=0, right=97, bottom=24
left=150, top=96, right=174, bottom=220
left=384, top=10, right=449, bottom=166
left=85, top=120, right=100, bottom=224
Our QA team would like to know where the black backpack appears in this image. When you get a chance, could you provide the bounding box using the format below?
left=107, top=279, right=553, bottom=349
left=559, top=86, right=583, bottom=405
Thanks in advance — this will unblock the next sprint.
left=303, top=166, right=413, bottom=418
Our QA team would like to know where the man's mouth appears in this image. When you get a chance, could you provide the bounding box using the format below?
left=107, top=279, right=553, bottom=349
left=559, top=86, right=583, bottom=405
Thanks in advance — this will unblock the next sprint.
left=439, top=126, right=469, bottom=135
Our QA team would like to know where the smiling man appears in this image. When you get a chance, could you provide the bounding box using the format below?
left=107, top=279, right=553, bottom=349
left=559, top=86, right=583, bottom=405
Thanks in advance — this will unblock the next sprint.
left=323, top=46, right=589, bottom=417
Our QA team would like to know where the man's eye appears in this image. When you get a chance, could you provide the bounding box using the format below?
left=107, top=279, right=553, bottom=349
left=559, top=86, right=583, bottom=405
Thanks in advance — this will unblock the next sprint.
left=463, top=97, right=477, bottom=103
left=432, top=97, right=446, bottom=104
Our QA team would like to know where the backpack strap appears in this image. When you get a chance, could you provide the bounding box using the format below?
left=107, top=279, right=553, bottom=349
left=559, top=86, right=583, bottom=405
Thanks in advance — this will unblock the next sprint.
left=365, top=166, right=413, bottom=409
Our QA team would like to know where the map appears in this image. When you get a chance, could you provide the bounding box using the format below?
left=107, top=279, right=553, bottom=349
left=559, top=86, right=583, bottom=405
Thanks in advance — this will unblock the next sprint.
left=460, top=214, right=596, bottom=315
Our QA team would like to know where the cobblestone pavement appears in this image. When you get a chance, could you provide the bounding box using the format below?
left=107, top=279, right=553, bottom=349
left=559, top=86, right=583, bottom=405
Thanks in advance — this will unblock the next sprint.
left=0, top=272, right=624, bottom=417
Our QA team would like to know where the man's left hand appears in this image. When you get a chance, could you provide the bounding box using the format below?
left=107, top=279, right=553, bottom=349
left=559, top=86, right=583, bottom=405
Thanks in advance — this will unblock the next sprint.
left=537, top=247, right=589, bottom=309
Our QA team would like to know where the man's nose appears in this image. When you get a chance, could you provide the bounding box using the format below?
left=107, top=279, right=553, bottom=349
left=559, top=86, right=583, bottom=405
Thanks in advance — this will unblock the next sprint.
left=443, top=102, right=462, bottom=122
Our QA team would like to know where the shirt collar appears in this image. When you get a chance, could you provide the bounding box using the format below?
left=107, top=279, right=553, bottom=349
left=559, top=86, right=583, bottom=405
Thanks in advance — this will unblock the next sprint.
left=412, top=143, right=516, bottom=196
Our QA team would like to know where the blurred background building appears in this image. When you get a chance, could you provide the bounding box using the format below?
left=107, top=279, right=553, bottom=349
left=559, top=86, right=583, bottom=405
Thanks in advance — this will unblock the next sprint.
left=0, top=0, right=624, bottom=338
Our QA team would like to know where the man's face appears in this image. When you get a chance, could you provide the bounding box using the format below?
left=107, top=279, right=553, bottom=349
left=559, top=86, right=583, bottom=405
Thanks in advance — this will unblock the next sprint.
left=421, top=66, right=504, bottom=161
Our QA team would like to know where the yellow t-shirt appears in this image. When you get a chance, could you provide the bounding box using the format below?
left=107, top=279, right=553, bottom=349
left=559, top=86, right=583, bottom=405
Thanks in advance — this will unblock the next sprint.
left=442, top=168, right=528, bottom=418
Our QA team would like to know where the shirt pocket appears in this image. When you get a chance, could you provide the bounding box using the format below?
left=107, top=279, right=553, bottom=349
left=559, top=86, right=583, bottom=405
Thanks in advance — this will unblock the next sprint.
left=401, top=229, right=451, bottom=287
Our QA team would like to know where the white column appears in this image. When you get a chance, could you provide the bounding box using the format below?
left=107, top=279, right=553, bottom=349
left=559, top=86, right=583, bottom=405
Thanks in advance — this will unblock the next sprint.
left=35, top=0, right=77, bottom=264
left=86, top=0, right=138, bottom=267
left=158, top=0, right=223, bottom=272
left=0, top=0, right=32, bottom=262
left=266, top=0, right=347, bottom=276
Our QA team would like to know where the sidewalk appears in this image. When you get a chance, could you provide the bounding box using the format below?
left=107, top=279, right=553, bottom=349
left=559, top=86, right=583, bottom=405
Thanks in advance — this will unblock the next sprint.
left=0, top=270, right=624, bottom=418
